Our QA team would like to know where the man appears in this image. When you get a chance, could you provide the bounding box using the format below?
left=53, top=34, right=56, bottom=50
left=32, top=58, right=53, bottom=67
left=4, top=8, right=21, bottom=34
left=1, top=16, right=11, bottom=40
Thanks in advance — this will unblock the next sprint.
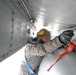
left=19, top=29, right=74, bottom=75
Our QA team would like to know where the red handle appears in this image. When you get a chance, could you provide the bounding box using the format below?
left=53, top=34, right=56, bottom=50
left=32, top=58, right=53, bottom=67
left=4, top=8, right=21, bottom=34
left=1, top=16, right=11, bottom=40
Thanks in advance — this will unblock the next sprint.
left=47, top=42, right=76, bottom=71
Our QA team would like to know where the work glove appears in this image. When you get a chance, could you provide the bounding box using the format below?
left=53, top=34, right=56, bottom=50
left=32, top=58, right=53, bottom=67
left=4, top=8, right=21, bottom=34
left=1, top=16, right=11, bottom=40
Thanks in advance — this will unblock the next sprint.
left=58, top=30, right=74, bottom=44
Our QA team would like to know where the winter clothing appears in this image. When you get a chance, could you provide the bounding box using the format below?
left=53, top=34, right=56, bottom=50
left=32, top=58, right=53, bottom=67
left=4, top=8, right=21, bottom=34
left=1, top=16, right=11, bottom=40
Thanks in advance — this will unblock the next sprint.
left=19, top=37, right=62, bottom=75
left=37, top=29, right=51, bottom=38
left=19, top=29, right=74, bottom=75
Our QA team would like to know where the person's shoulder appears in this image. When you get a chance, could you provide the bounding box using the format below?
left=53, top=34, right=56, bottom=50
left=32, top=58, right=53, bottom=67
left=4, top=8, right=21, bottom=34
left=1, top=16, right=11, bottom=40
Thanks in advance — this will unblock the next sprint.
left=25, top=43, right=35, bottom=48
left=26, top=43, right=34, bottom=46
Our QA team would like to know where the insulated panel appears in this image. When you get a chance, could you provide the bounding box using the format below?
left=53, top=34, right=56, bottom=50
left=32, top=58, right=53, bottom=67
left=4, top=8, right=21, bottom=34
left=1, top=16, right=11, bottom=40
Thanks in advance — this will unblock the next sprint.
left=0, top=0, right=33, bottom=62
left=26, top=0, right=76, bottom=36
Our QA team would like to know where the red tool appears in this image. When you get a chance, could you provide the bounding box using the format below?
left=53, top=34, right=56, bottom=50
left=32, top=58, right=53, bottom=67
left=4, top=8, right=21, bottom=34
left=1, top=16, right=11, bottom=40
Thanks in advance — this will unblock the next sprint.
left=47, top=42, right=76, bottom=71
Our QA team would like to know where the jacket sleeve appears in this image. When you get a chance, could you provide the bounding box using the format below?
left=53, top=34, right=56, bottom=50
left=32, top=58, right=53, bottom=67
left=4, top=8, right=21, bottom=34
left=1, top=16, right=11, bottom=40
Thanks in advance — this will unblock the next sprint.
left=43, top=36, right=63, bottom=53
left=25, top=36, right=63, bottom=56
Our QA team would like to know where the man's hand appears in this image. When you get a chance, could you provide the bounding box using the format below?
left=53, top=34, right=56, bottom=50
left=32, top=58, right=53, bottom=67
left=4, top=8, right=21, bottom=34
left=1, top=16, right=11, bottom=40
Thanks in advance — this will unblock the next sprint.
left=58, top=30, right=74, bottom=44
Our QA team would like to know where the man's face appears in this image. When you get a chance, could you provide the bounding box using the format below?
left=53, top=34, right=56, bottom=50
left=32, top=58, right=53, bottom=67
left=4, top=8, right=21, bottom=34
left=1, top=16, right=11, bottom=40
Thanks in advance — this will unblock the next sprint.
left=41, top=37, right=50, bottom=42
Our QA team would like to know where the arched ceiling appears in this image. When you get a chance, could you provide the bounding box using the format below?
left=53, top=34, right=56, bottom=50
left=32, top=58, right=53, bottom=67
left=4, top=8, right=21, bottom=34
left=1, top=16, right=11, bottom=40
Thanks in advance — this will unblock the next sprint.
left=24, top=0, right=76, bottom=37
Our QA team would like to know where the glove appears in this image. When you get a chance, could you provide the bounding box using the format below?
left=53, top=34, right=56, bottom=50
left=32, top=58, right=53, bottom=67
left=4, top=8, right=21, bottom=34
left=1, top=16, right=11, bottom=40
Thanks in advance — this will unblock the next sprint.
left=58, top=30, right=74, bottom=44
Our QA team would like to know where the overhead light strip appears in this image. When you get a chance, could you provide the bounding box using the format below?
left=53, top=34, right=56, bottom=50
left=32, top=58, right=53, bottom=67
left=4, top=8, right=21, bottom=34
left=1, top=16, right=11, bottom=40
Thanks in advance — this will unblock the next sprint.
left=17, top=0, right=33, bottom=20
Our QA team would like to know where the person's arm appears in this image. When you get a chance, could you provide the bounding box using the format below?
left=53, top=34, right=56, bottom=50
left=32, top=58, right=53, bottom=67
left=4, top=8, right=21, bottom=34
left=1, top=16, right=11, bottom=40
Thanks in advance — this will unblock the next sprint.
left=43, top=36, right=63, bottom=53
left=25, top=36, right=62, bottom=56
left=43, top=30, right=74, bottom=53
